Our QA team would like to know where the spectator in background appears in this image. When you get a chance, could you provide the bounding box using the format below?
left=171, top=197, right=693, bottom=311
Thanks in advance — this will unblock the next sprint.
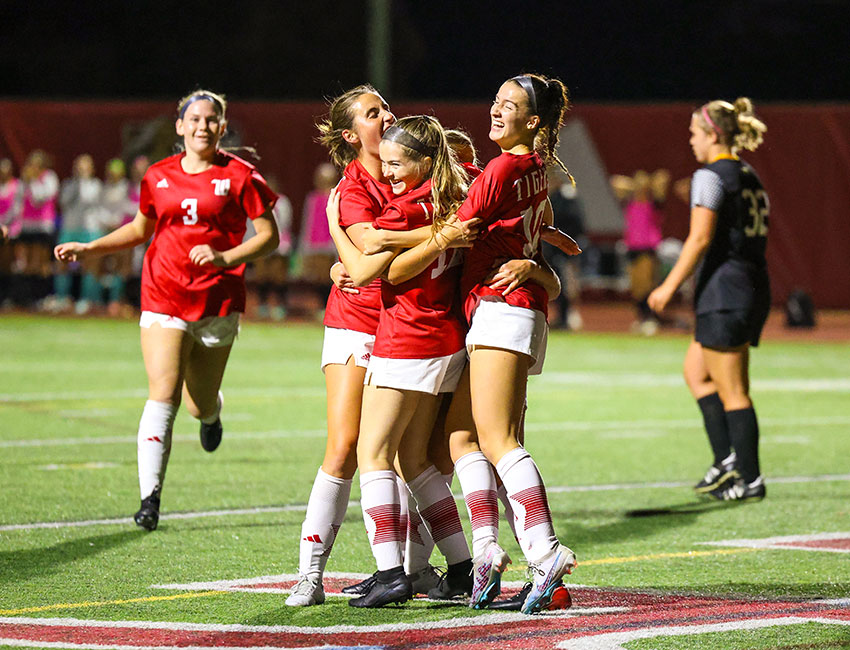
left=545, top=168, right=586, bottom=330
left=100, top=158, right=134, bottom=316
left=49, top=153, right=103, bottom=314
left=126, top=156, right=151, bottom=309
left=245, top=175, right=292, bottom=320
left=0, top=158, right=22, bottom=307
left=611, top=169, right=670, bottom=335
left=298, top=162, right=339, bottom=317
left=17, top=150, right=59, bottom=307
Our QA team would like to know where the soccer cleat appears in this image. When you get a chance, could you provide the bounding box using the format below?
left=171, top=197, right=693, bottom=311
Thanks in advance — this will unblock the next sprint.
left=199, top=392, right=223, bottom=452
left=285, top=574, right=325, bottom=607
left=133, top=490, right=161, bottom=531
left=488, top=581, right=572, bottom=611
left=427, top=559, right=473, bottom=600
left=407, top=564, right=442, bottom=596
left=709, top=475, right=766, bottom=502
left=348, top=572, right=412, bottom=608
left=522, top=544, right=577, bottom=614
left=342, top=572, right=378, bottom=595
left=470, top=542, right=511, bottom=609
left=694, top=453, right=737, bottom=493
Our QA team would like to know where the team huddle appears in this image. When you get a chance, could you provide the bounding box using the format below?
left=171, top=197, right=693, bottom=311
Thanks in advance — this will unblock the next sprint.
left=54, top=75, right=771, bottom=614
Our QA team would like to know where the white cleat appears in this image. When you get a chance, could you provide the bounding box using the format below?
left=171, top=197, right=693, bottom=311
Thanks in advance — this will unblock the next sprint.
left=470, top=542, right=511, bottom=609
left=285, top=574, right=325, bottom=607
left=522, top=544, right=577, bottom=614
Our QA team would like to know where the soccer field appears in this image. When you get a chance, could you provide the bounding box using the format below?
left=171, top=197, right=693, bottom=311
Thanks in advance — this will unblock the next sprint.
left=1, top=314, right=849, bottom=649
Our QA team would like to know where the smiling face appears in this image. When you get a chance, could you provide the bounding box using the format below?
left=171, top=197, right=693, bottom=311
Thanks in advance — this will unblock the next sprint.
left=344, top=92, right=396, bottom=159
left=689, top=113, right=716, bottom=164
left=176, top=99, right=225, bottom=158
left=379, top=140, right=429, bottom=195
left=489, top=81, right=539, bottom=151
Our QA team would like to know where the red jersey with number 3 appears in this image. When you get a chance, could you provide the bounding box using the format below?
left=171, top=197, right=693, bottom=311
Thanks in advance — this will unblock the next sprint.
left=372, top=180, right=465, bottom=359
left=456, top=151, right=549, bottom=321
left=138, top=151, right=277, bottom=321
left=323, top=159, right=391, bottom=335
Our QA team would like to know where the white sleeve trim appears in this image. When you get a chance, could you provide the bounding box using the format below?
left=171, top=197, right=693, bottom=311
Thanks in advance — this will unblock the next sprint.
left=690, top=169, right=724, bottom=211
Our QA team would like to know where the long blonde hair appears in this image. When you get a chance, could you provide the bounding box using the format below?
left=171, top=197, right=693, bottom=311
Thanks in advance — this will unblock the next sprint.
left=697, top=98, right=767, bottom=153
left=382, top=115, right=467, bottom=231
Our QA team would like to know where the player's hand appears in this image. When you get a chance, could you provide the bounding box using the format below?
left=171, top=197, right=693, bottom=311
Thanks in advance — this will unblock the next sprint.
left=437, top=216, right=481, bottom=249
left=54, top=242, right=89, bottom=263
left=360, top=225, right=386, bottom=255
left=485, top=258, right=537, bottom=296
left=189, top=244, right=225, bottom=267
left=647, top=284, right=674, bottom=313
left=542, top=226, right=582, bottom=255
left=330, top=261, right=359, bottom=294
left=325, top=186, right=343, bottom=235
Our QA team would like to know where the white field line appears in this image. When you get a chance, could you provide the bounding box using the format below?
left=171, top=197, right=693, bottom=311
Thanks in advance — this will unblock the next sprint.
left=557, top=616, right=850, bottom=650
left=3, top=415, right=849, bottom=448
left=3, top=473, right=849, bottom=533
left=700, top=531, right=850, bottom=554
left=2, top=375, right=849, bottom=405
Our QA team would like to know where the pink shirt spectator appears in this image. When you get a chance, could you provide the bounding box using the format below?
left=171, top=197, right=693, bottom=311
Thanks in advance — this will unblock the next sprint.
left=299, top=189, right=335, bottom=254
left=623, top=199, right=663, bottom=251
left=21, top=169, right=59, bottom=235
left=0, top=177, right=22, bottom=238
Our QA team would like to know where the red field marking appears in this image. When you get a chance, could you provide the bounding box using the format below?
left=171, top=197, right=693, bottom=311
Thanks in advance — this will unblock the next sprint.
left=2, top=587, right=849, bottom=649
left=783, top=538, right=850, bottom=551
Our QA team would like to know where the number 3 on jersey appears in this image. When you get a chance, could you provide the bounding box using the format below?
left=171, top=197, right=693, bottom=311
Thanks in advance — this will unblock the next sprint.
left=181, top=198, right=198, bottom=225
left=742, top=188, right=768, bottom=237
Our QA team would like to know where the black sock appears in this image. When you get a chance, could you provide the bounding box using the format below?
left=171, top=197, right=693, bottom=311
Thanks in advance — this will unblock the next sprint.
left=726, top=407, right=761, bottom=483
left=376, top=566, right=405, bottom=584
left=447, top=558, right=473, bottom=577
left=697, top=392, right=731, bottom=465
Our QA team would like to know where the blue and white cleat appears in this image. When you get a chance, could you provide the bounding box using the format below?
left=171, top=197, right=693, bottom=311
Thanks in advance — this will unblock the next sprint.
left=470, top=542, right=511, bottom=609
left=522, top=544, right=577, bottom=614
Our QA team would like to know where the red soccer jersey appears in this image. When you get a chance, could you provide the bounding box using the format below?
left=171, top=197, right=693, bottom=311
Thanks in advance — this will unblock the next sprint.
left=372, top=180, right=466, bottom=359
left=139, top=151, right=277, bottom=321
left=456, top=151, right=550, bottom=321
left=323, top=159, right=392, bottom=335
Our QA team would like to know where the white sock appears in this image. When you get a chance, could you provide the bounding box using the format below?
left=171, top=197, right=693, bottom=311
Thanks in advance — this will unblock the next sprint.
left=360, top=470, right=403, bottom=571
left=455, top=451, right=500, bottom=557
left=407, top=466, right=470, bottom=565
left=496, top=447, right=557, bottom=563
left=497, top=483, right=518, bottom=543
left=299, top=468, right=352, bottom=579
left=404, top=487, right=434, bottom=574
left=137, top=400, right=177, bottom=500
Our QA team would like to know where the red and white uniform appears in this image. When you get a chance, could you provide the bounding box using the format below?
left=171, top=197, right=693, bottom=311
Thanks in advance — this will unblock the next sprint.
left=372, top=180, right=465, bottom=360
left=457, top=151, right=549, bottom=321
left=323, top=159, right=391, bottom=335
left=138, top=151, right=277, bottom=321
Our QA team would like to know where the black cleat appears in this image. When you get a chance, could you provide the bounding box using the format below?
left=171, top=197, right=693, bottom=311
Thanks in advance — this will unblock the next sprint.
left=342, top=572, right=377, bottom=595
left=199, top=418, right=222, bottom=452
left=487, top=582, right=532, bottom=610
left=694, top=454, right=737, bottom=493
left=134, top=490, right=161, bottom=531
left=427, top=559, right=473, bottom=600
left=709, top=476, right=766, bottom=502
left=349, top=572, right=412, bottom=608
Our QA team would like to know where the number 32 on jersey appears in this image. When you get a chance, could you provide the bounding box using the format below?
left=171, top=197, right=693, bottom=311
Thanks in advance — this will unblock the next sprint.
left=742, top=188, right=769, bottom=237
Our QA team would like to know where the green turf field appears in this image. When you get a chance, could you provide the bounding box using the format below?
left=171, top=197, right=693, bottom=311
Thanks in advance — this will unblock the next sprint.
left=1, top=314, right=848, bottom=649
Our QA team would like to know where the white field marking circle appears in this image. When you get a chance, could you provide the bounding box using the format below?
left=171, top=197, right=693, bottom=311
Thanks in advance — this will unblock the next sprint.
left=3, top=473, right=850, bottom=532
left=556, top=616, right=850, bottom=650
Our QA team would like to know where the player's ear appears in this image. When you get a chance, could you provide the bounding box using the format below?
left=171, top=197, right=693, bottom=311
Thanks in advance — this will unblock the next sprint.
left=342, top=129, right=359, bottom=145
left=175, top=119, right=184, bottom=137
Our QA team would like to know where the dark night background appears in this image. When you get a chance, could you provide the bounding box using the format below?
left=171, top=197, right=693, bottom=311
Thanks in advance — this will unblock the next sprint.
left=2, top=0, right=847, bottom=103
